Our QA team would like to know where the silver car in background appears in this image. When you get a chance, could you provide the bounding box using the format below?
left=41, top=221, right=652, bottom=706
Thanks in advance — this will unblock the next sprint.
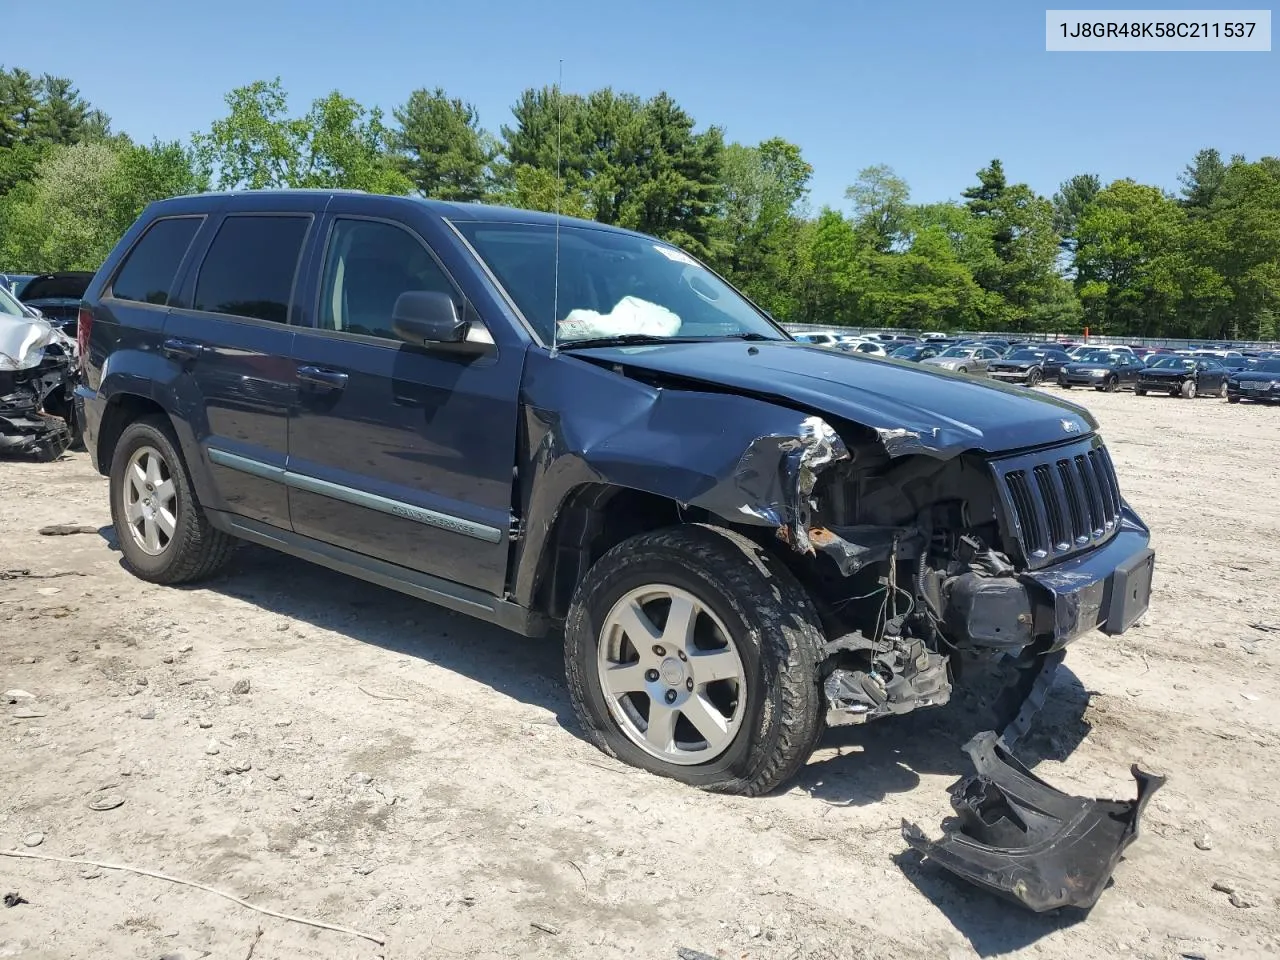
left=919, top=344, right=1001, bottom=375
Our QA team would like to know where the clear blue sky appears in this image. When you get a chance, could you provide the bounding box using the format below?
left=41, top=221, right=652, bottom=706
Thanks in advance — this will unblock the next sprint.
left=7, top=1, right=1276, bottom=209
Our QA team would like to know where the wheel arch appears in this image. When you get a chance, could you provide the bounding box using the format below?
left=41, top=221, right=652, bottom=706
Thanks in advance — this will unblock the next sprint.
left=94, top=379, right=220, bottom=511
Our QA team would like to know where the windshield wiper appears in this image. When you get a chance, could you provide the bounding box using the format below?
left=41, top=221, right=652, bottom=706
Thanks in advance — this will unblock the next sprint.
left=557, top=334, right=705, bottom=350
left=558, top=333, right=776, bottom=350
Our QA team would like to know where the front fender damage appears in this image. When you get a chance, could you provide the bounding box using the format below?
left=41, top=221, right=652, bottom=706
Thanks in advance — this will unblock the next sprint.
left=902, top=732, right=1165, bottom=912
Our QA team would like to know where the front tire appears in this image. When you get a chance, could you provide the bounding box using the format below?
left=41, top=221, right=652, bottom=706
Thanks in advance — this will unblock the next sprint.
left=109, top=416, right=236, bottom=584
left=1026, top=368, right=1043, bottom=387
left=564, top=525, right=826, bottom=796
left=1228, top=394, right=1241, bottom=404
left=1135, top=387, right=1147, bottom=396
left=1181, top=379, right=1197, bottom=399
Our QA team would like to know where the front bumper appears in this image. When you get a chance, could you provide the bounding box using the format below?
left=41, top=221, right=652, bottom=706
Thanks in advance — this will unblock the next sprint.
left=947, top=510, right=1154, bottom=651
left=1137, top=377, right=1186, bottom=392
left=1059, top=371, right=1107, bottom=386
left=989, top=369, right=1033, bottom=381
left=1228, top=382, right=1280, bottom=400
left=1023, top=517, right=1154, bottom=648
left=903, top=732, right=1165, bottom=913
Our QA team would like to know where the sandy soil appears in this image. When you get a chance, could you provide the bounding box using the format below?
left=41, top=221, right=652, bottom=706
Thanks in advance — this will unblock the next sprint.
left=1, top=387, right=1278, bottom=960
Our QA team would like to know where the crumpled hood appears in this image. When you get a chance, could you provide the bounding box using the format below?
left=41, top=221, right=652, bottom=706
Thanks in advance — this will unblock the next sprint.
left=1140, top=367, right=1194, bottom=379
left=572, top=340, right=1098, bottom=458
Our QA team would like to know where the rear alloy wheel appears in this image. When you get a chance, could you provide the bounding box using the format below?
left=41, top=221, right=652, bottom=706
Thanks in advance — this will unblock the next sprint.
left=565, top=524, right=826, bottom=796
left=109, top=416, right=237, bottom=584
left=1181, top=379, right=1197, bottom=399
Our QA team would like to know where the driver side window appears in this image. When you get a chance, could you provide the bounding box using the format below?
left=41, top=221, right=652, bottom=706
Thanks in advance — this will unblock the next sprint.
left=319, top=218, right=457, bottom=340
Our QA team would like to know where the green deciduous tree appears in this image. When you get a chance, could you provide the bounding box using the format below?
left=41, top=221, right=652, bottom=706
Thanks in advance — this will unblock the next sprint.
left=192, top=79, right=411, bottom=194
left=1074, top=180, right=1218, bottom=337
left=845, top=164, right=910, bottom=252
left=711, top=137, right=812, bottom=315
left=0, top=138, right=203, bottom=271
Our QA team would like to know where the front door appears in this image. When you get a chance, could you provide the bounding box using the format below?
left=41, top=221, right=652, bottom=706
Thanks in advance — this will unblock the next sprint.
left=286, top=211, right=525, bottom=595
left=164, top=205, right=318, bottom=528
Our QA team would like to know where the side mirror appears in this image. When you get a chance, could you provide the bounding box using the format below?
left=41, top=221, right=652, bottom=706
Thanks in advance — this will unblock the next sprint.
left=392, top=291, right=468, bottom=346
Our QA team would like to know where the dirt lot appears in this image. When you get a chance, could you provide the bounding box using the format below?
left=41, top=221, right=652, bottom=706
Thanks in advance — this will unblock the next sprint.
left=1, top=388, right=1278, bottom=960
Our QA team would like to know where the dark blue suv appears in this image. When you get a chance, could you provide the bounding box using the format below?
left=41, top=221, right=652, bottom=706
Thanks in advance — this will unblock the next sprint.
left=77, top=190, right=1155, bottom=798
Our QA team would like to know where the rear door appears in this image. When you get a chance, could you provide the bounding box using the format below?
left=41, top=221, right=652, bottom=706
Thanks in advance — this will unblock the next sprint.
left=285, top=204, right=524, bottom=595
left=162, top=197, right=321, bottom=529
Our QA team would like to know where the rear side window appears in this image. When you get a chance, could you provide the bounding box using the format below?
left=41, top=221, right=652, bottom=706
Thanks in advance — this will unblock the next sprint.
left=111, top=217, right=202, bottom=305
left=193, top=215, right=310, bottom=323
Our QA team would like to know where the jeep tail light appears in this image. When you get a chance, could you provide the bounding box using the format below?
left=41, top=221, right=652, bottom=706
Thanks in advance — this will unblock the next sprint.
left=76, top=305, right=93, bottom=372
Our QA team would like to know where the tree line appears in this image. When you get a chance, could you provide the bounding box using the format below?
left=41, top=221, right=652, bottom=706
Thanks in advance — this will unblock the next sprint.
left=2, top=67, right=1277, bottom=341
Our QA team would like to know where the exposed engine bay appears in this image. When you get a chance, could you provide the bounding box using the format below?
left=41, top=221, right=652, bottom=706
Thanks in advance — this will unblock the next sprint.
left=0, top=310, right=79, bottom=461
left=783, top=444, right=1061, bottom=731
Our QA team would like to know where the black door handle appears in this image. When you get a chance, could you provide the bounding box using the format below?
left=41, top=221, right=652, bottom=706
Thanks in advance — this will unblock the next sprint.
left=297, top=365, right=349, bottom=391
left=163, top=338, right=207, bottom=361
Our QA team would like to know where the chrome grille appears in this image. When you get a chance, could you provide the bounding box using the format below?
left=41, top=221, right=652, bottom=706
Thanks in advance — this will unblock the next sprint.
left=992, top=437, right=1123, bottom=568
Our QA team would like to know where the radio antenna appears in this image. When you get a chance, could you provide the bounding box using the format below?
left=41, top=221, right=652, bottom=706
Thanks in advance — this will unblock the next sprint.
left=550, top=58, right=564, bottom=357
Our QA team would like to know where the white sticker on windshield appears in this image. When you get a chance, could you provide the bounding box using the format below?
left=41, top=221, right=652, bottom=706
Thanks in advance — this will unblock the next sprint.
left=653, top=244, right=697, bottom=265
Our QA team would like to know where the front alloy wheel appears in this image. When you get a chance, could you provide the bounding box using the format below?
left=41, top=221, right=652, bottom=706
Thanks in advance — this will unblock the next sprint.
left=597, top=585, right=746, bottom=764
left=564, top=524, right=827, bottom=796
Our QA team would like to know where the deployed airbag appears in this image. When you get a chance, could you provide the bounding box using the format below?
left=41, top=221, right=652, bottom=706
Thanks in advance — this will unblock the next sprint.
left=901, top=731, right=1164, bottom=912
left=558, top=296, right=681, bottom=341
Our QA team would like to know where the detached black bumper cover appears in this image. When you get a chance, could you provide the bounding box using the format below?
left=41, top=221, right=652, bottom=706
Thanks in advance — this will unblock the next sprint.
left=901, top=732, right=1165, bottom=912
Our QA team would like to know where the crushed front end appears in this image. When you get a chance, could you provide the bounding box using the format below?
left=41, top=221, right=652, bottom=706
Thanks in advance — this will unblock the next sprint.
left=0, top=314, right=79, bottom=461
left=753, top=422, right=1154, bottom=739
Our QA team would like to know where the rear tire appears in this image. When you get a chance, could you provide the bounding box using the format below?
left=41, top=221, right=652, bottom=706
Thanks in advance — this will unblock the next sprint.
left=109, top=416, right=237, bottom=584
left=1060, top=381, right=1071, bottom=389
left=1218, top=380, right=1229, bottom=398
left=564, top=524, right=826, bottom=796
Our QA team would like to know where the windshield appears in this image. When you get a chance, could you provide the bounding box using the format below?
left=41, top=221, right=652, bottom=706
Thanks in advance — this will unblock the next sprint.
left=0, top=284, right=29, bottom=318
left=1007, top=350, right=1047, bottom=361
left=452, top=221, right=784, bottom=345
left=1247, top=358, right=1280, bottom=373
left=1150, top=356, right=1196, bottom=370
left=1074, top=348, right=1112, bottom=362
left=892, top=345, right=927, bottom=358
left=939, top=346, right=976, bottom=358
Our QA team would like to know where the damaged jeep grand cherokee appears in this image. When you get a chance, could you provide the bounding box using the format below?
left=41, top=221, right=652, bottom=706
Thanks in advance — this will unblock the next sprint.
left=77, top=192, right=1155, bottom=797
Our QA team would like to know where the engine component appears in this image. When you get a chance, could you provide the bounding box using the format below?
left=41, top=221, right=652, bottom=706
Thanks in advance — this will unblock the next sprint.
left=824, top=636, right=951, bottom=726
left=943, top=572, right=1034, bottom=651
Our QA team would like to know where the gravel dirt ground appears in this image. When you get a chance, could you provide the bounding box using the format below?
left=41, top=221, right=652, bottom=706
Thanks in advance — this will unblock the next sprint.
left=1, top=387, right=1278, bottom=960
